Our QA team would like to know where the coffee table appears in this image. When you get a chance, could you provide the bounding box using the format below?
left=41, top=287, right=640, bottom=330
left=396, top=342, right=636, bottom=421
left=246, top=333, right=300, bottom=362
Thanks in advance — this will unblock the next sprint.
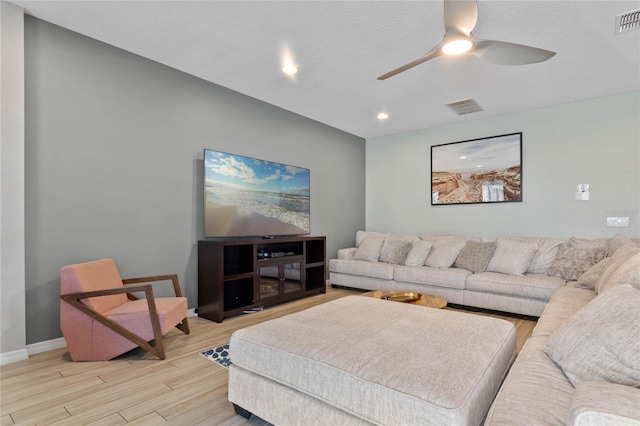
left=361, top=289, right=447, bottom=309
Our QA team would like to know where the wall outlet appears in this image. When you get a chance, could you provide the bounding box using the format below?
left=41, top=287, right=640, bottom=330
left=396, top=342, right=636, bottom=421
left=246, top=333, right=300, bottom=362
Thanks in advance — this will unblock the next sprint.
left=606, top=217, right=629, bottom=227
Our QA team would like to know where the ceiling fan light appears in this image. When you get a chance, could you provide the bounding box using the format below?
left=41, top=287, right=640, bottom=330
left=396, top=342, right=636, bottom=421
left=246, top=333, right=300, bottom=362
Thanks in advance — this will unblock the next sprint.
left=442, top=39, right=473, bottom=55
left=282, top=63, right=298, bottom=75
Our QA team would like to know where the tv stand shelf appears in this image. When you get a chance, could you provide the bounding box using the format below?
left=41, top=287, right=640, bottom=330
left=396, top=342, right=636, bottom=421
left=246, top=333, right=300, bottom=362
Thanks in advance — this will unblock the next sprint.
left=198, top=236, right=326, bottom=322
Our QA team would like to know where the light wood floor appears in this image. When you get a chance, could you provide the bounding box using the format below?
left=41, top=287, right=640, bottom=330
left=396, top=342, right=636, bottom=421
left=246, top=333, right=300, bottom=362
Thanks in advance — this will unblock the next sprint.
left=0, top=287, right=536, bottom=425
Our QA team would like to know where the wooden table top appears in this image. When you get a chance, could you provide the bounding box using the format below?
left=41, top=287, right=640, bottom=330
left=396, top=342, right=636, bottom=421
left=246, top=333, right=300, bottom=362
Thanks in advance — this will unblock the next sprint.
left=361, top=290, right=447, bottom=309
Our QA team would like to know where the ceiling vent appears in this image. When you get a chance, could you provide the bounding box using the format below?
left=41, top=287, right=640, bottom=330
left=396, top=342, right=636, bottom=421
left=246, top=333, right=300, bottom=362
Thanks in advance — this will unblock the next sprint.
left=616, top=8, right=640, bottom=34
left=446, top=98, right=484, bottom=115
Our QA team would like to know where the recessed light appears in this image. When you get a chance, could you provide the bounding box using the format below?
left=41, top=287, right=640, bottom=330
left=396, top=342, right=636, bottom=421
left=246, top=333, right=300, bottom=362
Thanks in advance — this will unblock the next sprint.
left=459, top=156, right=467, bottom=159
left=377, top=112, right=389, bottom=120
left=282, top=63, right=298, bottom=75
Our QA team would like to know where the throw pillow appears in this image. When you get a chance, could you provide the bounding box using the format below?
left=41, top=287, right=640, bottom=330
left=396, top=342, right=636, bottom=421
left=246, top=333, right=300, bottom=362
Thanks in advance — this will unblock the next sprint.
left=597, top=252, right=640, bottom=295
left=608, top=233, right=637, bottom=257
left=379, top=238, right=413, bottom=265
left=486, top=238, right=538, bottom=276
left=424, top=235, right=467, bottom=269
left=576, top=258, right=615, bottom=290
left=355, top=230, right=387, bottom=248
left=527, top=238, right=564, bottom=274
left=547, top=245, right=606, bottom=281
left=545, top=285, right=640, bottom=388
left=568, top=237, right=609, bottom=255
left=595, top=247, right=640, bottom=294
left=404, top=240, right=433, bottom=266
left=352, top=236, right=384, bottom=262
left=454, top=240, right=497, bottom=273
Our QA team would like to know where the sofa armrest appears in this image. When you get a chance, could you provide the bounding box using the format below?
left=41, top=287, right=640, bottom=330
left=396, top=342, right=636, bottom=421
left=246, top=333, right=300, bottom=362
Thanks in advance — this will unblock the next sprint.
left=570, top=381, right=640, bottom=426
left=337, top=247, right=357, bottom=260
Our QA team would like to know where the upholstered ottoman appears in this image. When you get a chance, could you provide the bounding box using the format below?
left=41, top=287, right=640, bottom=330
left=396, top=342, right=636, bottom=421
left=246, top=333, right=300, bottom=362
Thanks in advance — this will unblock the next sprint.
left=229, top=296, right=516, bottom=425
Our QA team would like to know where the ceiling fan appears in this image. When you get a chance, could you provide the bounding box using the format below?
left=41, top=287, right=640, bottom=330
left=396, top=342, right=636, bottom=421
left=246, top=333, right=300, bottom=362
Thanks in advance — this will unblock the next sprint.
left=377, top=0, right=556, bottom=80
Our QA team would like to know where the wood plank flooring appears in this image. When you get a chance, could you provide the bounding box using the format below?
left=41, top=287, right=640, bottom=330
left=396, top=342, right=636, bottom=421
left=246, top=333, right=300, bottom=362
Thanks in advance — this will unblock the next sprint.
left=0, top=287, right=536, bottom=425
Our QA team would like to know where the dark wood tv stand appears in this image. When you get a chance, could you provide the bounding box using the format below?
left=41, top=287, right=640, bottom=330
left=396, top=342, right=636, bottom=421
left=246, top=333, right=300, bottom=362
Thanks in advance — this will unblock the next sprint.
left=198, top=236, right=326, bottom=322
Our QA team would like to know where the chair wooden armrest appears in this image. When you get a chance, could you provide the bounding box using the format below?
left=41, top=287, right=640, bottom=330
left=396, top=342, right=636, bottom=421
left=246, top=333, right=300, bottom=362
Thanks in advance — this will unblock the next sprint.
left=122, top=274, right=184, bottom=299
left=120, top=275, right=190, bottom=335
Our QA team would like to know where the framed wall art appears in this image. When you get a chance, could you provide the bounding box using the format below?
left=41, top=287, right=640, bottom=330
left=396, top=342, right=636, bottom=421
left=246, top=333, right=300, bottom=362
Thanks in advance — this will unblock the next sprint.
left=431, top=132, right=522, bottom=205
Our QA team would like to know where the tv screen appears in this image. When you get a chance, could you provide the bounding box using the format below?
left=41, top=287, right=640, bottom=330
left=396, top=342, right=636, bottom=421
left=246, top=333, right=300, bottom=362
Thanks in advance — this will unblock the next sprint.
left=204, top=149, right=310, bottom=238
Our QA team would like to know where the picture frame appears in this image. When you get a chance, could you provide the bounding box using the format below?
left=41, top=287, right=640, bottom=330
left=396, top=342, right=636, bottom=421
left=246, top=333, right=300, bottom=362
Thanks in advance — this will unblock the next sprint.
left=431, top=132, right=522, bottom=205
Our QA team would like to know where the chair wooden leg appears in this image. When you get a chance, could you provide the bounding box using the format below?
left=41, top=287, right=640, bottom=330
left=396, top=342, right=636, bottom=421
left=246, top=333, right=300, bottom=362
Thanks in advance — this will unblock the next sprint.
left=175, top=317, right=190, bottom=335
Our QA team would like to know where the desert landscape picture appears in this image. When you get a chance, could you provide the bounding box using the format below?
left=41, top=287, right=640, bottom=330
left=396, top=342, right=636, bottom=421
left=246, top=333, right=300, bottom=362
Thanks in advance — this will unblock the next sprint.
left=431, top=133, right=522, bottom=205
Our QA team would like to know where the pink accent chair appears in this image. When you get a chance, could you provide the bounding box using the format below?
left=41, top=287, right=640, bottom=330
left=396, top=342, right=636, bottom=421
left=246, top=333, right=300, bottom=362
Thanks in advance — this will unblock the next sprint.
left=60, top=258, right=190, bottom=361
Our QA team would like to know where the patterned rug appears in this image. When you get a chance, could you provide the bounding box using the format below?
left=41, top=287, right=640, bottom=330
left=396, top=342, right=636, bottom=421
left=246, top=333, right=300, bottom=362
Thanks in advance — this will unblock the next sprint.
left=201, top=343, right=232, bottom=368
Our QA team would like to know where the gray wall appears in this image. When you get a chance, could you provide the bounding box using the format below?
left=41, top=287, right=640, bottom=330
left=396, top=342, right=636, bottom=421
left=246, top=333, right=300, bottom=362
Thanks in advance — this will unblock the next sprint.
left=24, top=17, right=365, bottom=344
left=366, top=91, right=640, bottom=239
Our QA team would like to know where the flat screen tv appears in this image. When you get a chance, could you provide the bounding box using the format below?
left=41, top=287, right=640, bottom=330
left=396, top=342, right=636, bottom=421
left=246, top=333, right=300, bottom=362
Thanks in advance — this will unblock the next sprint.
left=204, top=149, right=310, bottom=238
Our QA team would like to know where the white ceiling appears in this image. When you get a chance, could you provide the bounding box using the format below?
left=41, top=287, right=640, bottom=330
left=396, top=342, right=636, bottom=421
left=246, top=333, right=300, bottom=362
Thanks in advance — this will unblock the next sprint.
left=13, top=0, right=640, bottom=139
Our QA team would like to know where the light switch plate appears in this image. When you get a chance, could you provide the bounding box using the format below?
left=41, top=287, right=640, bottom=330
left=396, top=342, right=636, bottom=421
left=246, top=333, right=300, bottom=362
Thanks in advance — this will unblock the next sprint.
left=607, top=217, right=629, bottom=227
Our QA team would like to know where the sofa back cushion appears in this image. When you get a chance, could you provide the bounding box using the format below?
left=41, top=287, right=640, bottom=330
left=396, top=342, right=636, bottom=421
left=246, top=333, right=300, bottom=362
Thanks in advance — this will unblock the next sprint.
left=527, top=238, right=564, bottom=274
left=355, top=231, right=387, bottom=248
left=403, top=240, right=433, bottom=266
left=486, top=238, right=538, bottom=276
left=596, top=251, right=640, bottom=294
left=454, top=240, right=497, bottom=273
left=545, top=284, right=640, bottom=388
left=547, top=244, right=606, bottom=281
left=379, top=237, right=415, bottom=264
left=424, top=235, right=467, bottom=269
left=352, top=236, right=385, bottom=262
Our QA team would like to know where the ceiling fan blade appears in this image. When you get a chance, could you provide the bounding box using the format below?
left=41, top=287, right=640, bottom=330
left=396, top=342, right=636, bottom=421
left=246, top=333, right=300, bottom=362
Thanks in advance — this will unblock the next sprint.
left=472, top=39, right=556, bottom=65
left=377, top=47, right=442, bottom=80
left=444, top=0, right=478, bottom=35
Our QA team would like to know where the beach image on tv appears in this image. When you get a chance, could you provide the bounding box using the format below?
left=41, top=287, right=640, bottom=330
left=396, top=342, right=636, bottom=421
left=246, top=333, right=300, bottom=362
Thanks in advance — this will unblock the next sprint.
left=204, top=150, right=310, bottom=237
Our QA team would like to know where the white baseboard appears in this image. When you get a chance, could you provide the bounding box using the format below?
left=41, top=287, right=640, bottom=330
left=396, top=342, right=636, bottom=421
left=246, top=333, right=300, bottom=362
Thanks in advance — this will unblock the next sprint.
left=28, top=337, right=67, bottom=355
left=1, top=312, right=198, bottom=365
left=1, top=337, right=67, bottom=365
left=0, top=348, right=29, bottom=365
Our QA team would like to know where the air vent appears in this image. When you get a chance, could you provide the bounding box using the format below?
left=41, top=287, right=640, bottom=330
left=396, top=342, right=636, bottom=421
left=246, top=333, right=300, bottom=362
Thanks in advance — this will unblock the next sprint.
left=616, top=8, right=640, bottom=34
left=446, top=98, right=483, bottom=115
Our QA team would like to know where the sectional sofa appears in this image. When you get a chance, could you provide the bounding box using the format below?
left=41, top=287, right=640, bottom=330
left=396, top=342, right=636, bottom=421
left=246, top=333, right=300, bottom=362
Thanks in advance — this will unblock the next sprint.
left=230, top=231, right=640, bottom=424
left=486, top=241, right=640, bottom=424
left=329, top=231, right=630, bottom=316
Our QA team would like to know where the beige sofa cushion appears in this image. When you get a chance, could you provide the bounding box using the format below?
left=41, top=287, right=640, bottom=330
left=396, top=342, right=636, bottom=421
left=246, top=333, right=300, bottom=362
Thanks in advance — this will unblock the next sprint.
left=394, top=265, right=470, bottom=290
left=454, top=240, right=496, bottom=273
left=403, top=240, right=433, bottom=266
left=568, top=236, right=610, bottom=253
left=527, top=238, right=564, bottom=274
left=379, top=237, right=415, bottom=264
left=569, top=381, right=640, bottom=426
left=545, top=285, right=640, bottom=388
left=597, top=251, right=640, bottom=294
left=547, top=245, right=605, bottom=281
left=424, top=235, right=467, bottom=268
left=485, top=336, right=575, bottom=425
left=576, top=258, right=615, bottom=289
left=486, top=238, right=538, bottom=276
left=328, top=259, right=394, bottom=280
left=466, top=272, right=564, bottom=300
left=352, top=236, right=384, bottom=262
left=532, top=286, right=595, bottom=337
left=355, top=230, right=386, bottom=247
left=608, top=233, right=638, bottom=257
